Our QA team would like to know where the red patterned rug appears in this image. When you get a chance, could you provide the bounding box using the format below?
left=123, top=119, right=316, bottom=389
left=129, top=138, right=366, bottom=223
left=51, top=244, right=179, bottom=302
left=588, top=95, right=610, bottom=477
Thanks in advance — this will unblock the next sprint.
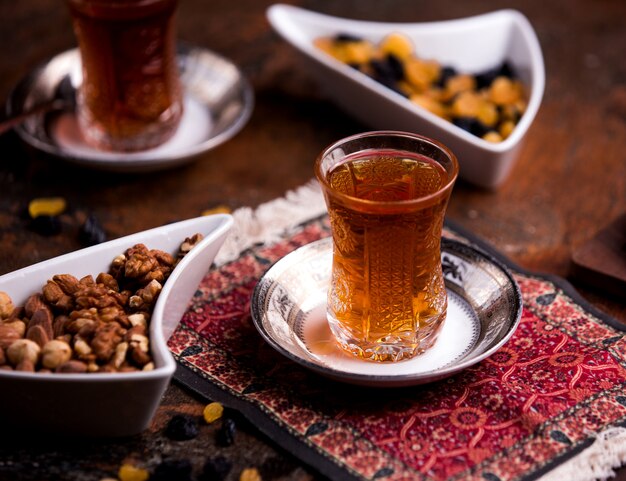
left=168, top=215, right=626, bottom=481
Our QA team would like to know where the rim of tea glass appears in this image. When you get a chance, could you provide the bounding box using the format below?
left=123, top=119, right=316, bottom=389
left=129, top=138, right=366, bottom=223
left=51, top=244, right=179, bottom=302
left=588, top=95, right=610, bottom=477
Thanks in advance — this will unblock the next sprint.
left=315, top=130, right=459, bottom=208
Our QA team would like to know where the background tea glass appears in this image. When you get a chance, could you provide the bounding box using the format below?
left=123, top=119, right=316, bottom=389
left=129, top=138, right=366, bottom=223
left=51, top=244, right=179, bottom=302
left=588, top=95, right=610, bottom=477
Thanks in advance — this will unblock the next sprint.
left=67, top=0, right=184, bottom=152
left=315, top=131, right=459, bottom=362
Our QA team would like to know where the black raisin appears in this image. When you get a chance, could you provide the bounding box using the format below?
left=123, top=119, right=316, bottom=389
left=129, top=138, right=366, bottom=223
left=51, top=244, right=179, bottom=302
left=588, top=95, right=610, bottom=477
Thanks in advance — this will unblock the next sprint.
left=259, top=456, right=295, bottom=479
left=78, top=213, right=106, bottom=246
left=216, top=418, right=237, bottom=446
left=498, top=61, right=515, bottom=78
left=200, top=456, right=232, bottom=481
left=385, top=53, right=404, bottom=80
left=475, top=62, right=517, bottom=89
left=30, top=215, right=62, bottom=236
left=151, top=459, right=193, bottom=481
left=334, top=32, right=362, bottom=43
left=436, top=66, right=458, bottom=87
left=452, top=117, right=490, bottom=138
left=165, top=414, right=199, bottom=441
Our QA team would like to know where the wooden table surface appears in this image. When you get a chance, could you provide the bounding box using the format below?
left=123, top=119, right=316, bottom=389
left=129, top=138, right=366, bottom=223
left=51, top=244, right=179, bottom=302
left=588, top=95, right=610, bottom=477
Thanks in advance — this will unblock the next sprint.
left=0, top=0, right=624, bottom=480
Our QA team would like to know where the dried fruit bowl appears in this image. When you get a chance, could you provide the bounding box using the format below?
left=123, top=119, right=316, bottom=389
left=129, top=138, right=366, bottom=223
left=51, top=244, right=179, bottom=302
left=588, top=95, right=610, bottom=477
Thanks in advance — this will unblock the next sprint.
left=267, top=5, right=545, bottom=188
left=0, top=214, right=232, bottom=437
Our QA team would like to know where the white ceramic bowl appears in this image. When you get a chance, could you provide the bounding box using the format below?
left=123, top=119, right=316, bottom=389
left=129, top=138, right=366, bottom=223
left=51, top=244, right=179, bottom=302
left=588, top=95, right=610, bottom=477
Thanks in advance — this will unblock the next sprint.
left=0, top=214, right=232, bottom=437
left=267, top=5, right=545, bottom=188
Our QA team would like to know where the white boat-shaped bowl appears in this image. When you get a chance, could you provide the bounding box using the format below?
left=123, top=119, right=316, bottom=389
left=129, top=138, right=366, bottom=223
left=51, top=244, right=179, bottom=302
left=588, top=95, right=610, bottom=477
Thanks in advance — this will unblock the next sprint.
left=0, top=214, right=232, bottom=437
left=267, top=5, right=545, bottom=188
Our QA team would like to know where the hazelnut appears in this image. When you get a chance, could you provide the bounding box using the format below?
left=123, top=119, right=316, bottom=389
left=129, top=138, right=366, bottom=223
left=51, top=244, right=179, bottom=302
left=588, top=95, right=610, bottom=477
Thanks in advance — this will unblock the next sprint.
left=2, top=319, right=26, bottom=338
left=0, top=291, right=14, bottom=319
left=0, top=326, right=23, bottom=349
left=7, top=339, right=41, bottom=367
left=41, top=340, right=72, bottom=369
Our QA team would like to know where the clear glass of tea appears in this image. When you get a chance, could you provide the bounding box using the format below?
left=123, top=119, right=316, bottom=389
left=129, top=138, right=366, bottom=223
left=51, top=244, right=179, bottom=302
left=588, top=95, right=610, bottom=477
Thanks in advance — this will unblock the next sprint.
left=315, top=131, right=459, bottom=362
left=67, top=0, right=183, bottom=151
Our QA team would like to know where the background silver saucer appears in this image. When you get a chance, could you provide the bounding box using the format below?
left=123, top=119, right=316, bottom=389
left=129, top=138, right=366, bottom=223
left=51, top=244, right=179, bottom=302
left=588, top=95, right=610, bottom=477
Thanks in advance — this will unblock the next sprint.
left=5, top=44, right=254, bottom=172
left=251, top=237, right=523, bottom=387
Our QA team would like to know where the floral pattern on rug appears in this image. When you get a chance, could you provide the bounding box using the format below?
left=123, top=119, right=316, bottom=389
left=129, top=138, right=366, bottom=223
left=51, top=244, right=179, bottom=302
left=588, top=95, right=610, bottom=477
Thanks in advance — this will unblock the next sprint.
left=168, top=217, right=626, bottom=481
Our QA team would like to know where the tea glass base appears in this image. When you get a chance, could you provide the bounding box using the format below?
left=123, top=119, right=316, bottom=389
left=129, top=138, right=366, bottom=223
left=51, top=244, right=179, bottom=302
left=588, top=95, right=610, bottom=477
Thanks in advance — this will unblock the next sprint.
left=327, top=312, right=446, bottom=362
left=76, top=105, right=183, bottom=153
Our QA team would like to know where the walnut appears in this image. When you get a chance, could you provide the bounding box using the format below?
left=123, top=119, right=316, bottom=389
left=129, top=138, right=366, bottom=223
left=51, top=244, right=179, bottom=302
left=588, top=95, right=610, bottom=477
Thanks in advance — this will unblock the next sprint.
left=91, top=322, right=125, bottom=362
left=124, top=245, right=158, bottom=279
left=104, top=305, right=128, bottom=321
left=179, top=234, right=204, bottom=256
left=109, top=254, right=126, bottom=279
left=66, top=317, right=97, bottom=335
left=96, top=272, right=119, bottom=291
left=79, top=275, right=96, bottom=287
left=70, top=308, right=98, bottom=321
left=151, top=249, right=175, bottom=267
left=136, top=280, right=162, bottom=306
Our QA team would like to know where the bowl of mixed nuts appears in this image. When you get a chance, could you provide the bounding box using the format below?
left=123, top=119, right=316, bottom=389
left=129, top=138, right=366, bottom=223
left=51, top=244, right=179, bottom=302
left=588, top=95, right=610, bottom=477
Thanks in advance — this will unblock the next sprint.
left=0, top=214, right=232, bottom=436
left=267, top=5, right=545, bottom=188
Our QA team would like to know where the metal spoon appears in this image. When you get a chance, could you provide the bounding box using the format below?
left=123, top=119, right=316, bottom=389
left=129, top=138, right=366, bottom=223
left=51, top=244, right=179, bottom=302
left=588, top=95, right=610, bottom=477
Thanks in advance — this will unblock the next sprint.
left=0, top=75, right=75, bottom=135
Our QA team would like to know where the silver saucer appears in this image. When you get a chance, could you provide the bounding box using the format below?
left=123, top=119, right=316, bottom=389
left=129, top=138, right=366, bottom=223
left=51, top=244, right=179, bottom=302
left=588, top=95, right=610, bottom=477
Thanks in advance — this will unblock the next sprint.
left=251, top=237, right=522, bottom=387
left=5, top=44, right=253, bottom=172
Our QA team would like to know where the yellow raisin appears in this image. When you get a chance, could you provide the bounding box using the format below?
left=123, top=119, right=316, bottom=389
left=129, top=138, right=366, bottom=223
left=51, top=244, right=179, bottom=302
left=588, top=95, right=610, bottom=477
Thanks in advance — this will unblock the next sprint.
left=379, top=32, right=414, bottom=60
left=489, top=76, right=522, bottom=105
left=482, top=131, right=503, bottom=143
left=28, top=197, right=67, bottom=218
left=203, top=402, right=224, bottom=424
left=410, top=94, right=448, bottom=119
left=201, top=205, right=232, bottom=216
left=446, top=74, right=476, bottom=95
left=451, top=91, right=482, bottom=118
left=240, top=468, right=262, bottom=481
left=343, top=41, right=375, bottom=64
left=118, top=464, right=149, bottom=481
left=477, top=101, right=499, bottom=127
left=499, top=120, right=516, bottom=139
left=405, top=58, right=440, bottom=91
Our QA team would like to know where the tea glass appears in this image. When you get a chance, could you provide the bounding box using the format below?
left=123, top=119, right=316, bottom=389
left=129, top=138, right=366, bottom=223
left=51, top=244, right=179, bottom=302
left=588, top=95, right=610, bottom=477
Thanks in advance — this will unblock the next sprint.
left=315, top=131, right=459, bottom=362
left=67, top=0, right=184, bottom=151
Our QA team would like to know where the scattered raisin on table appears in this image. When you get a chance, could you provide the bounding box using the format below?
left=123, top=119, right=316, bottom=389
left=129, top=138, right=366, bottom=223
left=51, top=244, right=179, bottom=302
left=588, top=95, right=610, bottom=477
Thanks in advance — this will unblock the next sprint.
left=165, top=414, right=199, bottom=441
left=201, top=456, right=232, bottom=481
left=216, top=417, right=237, bottom=447
left=151, top=459, right=193, bottom=481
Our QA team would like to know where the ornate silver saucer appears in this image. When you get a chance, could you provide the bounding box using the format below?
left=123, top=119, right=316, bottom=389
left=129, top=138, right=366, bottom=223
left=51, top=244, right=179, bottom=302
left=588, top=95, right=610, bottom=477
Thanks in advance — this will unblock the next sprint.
left=5, top=44, right=253, bottom=172
left=251, top=237, right=522, bottom=387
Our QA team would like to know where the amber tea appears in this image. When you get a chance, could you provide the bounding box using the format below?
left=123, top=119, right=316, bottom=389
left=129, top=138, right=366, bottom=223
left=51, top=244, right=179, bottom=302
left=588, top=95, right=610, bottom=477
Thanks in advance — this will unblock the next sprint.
left=316, top=132, right=458, bottom=362
left=67, top=0, right=183, bottom=151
